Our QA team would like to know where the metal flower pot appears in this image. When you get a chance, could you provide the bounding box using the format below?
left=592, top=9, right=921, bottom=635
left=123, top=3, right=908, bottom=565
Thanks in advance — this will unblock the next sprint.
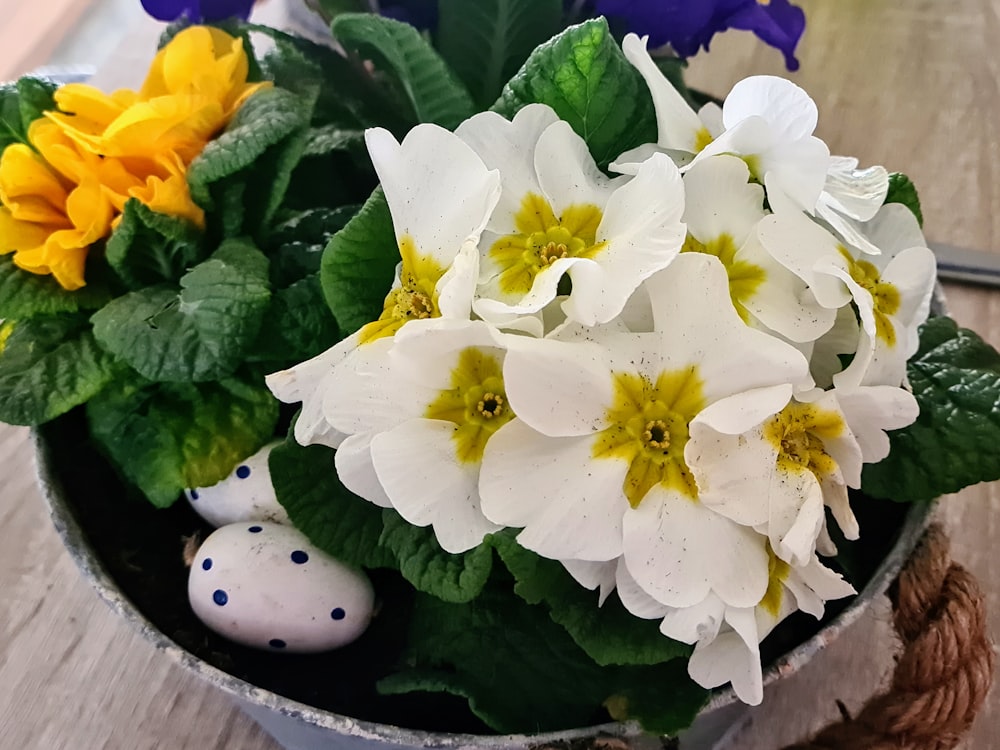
left=33, top=412, right=934, bottom=750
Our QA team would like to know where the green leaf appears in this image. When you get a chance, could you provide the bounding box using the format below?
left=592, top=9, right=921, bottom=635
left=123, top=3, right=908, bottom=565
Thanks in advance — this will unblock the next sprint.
left=302, top=124, right=366, bottom=157
left=861, top=316, right=1000, bottom=501
left=105, top=199, right=205, bottom=288
left=320, top=187, right=397, bottom=333
left=493, top=18, right=658, bottom=168
left=91, top=239, right=271, bottom=382
left=0, top=315, right=123, bottom=425
left=87, top=375, right=279, bottom=507
left=437, top=0, right=562, bottom=109
left=0, top=77, right=57, bottom=150
left=248, top=274, right=340, bottom=366
left=378, top=588, right=707, bottom=734
left=0, top=255, right=113, bottom=318
left=331, top=13, right=476, bottom=129
left=492, top=534, right=689, bottom=667
left=884, top=172, right=923, bottom=227
left=17, top=77, right=57, bottom=128
left=187, top=87, right=312, bottom=231
left=268, top=437, right=397, bottom=568
left=379, top=512, right=494, bottom=603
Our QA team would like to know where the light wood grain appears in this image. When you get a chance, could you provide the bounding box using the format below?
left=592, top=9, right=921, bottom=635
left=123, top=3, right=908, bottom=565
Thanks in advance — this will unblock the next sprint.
left=1, top=0, right=998, bottom=747
left=0, top=0, right=96, bottom=80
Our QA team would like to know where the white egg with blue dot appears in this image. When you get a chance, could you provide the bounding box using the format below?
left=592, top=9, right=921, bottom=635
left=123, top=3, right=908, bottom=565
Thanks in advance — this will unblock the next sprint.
left=188, top=522, right=375, bottom=653
left=185, top=441, right=290, bottom=527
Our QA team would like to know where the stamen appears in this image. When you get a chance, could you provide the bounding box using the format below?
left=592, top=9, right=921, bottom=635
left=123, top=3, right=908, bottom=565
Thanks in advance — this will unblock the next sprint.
left=540, top=241, right=569, bottom=265
left=642, top=420, right=670, bottom=450
left=477, top=392, right=504, bottom=419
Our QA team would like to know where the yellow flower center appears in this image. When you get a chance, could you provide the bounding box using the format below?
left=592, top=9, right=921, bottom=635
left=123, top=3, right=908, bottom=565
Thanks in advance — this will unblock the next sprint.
left=682, top=233, right=766, bottom=322
left=838, top=247, right=901, bottom=346
left=424, top=348, right=515, bottom=464
left=763, top=401, right=845, bottom=479
left=490, top=192, right=607, bottom=295
left=593, top=368, right=706, bottom=508
left=693, top=127, right=714, bottom=153
left=760, top=543, right=790, bottom=617
left=358, top=235, right=446, bottom=344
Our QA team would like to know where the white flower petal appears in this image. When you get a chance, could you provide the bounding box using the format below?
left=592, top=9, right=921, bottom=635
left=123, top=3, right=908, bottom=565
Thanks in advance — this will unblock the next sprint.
left=757, top=212, right=852, bottom=309
left=365, top=125, right=500, bottom=264
left=766, top=471, right=825, bottom=566
left=455, top=105, right=560, bottom=236
left=658, top=593, right=726, bottom=644
left=622, top=33, right=704, bottom=152
left=688, top=608, right=763, bottom=705
left=762, top=136, right=831, bottom=214
left=371, top=419, right=501, bottom=554
left=535, top=121, right=623, bottom=211
left=436, top=238, right=480, bottom=320
left=623, top=490, right=769, bottom=608
left=723, top=76, right=818, bottom=142
left=836, top=385, right=919, bottom=464
left=690, top=385, right=792, bottom=436
left=502, top=337, right=612, bottom=437
left=683, top=155, right=765, bottom=247
left=390, top=318, right=508, bottom=390
left=822, top=478, right=858, bottom=540
left=266, top=334, right=358, bottom=449
left=862, top=202, right=927, bottom=256
left=563, top=559, right=618, bottom=606
left=335, top=432, right=393, bottom=508
left=615, top=559, right=670, bottom=620
left=480, top=420, right=629, bottom=561
left=563, top=152, right=686, bottom=325
left=609, top=143, right=691, bottom=175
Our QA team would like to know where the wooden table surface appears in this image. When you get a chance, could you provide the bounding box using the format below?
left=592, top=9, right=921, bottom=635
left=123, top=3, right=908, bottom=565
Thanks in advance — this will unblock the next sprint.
left=1, top=0, right=998, bottom=747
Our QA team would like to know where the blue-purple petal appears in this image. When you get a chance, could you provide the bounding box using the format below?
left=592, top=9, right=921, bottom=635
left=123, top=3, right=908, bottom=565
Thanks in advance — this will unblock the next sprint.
left=379, top=0, right=439, bottom=30
left=724, top=0, right=806, bottom=70
left=140, top=0, right=255, bottom=22
left=595, top=0, right=717, bottom=49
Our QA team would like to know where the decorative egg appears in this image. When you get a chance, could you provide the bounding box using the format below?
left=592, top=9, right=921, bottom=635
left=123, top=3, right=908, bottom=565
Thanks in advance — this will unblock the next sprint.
left=188, top=522, right=375, bottom=653
left=185, top=441, right=290, bottom=527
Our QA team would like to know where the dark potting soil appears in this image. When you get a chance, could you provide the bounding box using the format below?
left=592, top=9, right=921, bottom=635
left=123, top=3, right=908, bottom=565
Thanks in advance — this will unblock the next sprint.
left=37, top=407, right=911, bottom=735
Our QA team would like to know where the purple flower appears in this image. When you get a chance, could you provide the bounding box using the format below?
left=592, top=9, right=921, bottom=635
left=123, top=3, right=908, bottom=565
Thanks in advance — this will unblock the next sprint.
left=594, top=0, right=806, bottom=70
left=379, top=0, right=438, bottom=30
left=140, top=0, right=255, bottom=22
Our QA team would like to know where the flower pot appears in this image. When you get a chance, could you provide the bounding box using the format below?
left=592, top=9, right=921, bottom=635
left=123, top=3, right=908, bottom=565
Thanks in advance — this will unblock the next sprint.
left=33, top=407, right=935, bottom=750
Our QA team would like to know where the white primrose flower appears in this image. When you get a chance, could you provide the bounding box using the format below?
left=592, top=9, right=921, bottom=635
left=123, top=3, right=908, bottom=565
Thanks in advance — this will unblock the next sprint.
left=267, top=124, right=502, bottom=447
left=687, top=385, right=918, bottom=566
left=323, top=319, right=514, bottom=554
left=617, top=548, right=854, bottom=705
left=620, top=34, right=831, bottom=215
left=759, top=203, right=936, bottom=389
left=454, top=104, right=687, bottom=327
left=682, top=155, right=834, bottom=343
left=479, top=253, right=810, bottom=608
left=815, top=156, right=890, bottom=256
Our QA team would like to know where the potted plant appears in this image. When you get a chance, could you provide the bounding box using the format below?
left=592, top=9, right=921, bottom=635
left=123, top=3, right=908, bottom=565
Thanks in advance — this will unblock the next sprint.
left=4, top=0, right=995, bottom=747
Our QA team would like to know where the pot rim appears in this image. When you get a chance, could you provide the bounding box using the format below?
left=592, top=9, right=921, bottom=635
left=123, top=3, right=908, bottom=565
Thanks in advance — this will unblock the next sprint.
left=33, top=428, right=934, bottom=745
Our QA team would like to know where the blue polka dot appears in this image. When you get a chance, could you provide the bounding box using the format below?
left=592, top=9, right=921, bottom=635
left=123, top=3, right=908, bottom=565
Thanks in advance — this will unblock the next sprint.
left=248, top=525, right=262, bottom=533
left=236, top=465, right=251, bottom=479
left=213, top=589, right=228, bottom=606
left=290, top=550, right=309, bottom=564
left=190, top=489, right=199, bottom=500
left=202, top=558, right=213, bottom=571
left=331, top=608, right=345, bottom=621
left=269, top=638, right=286, bottom=649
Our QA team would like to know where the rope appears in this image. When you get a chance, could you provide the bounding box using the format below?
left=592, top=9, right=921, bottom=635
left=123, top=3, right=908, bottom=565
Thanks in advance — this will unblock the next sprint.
left=782, top=523, right=995, bottom=750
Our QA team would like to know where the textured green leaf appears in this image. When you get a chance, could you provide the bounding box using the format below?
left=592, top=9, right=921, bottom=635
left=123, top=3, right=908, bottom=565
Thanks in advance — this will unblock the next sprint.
left=493, top=18, right=658, bottom=168
left=378, top=588, right=707, bottom=734
left=0, top=315, right=123, bottom=425
left=91, top=240, right=271, bottom=382
left=0, top=255, right=112, bottom=318
left=332, top=13, right=475, bottom=129
left=87, top=375, right=279, bottom=507
left=248, top=274, right=339, bottom=366
left=379, top=512, right=494, bottom=603
left=268, top=437, right=397, bottom=568
left=0, top=77, right=56, bottom=149
left=861, top=316, right=1000, bottom=501
left=437, top=0, right=562, bottom=109
left=187, top=87, right=311, bottom=230
left=302, top=124, right=366, bottom=157
left=884, top=172, right=923, bottom=227
left=493, top=534, right=689, bottom=667
left=105, top=199, right=205, bottom=288
left=320, top=187, right=397, bottom=333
